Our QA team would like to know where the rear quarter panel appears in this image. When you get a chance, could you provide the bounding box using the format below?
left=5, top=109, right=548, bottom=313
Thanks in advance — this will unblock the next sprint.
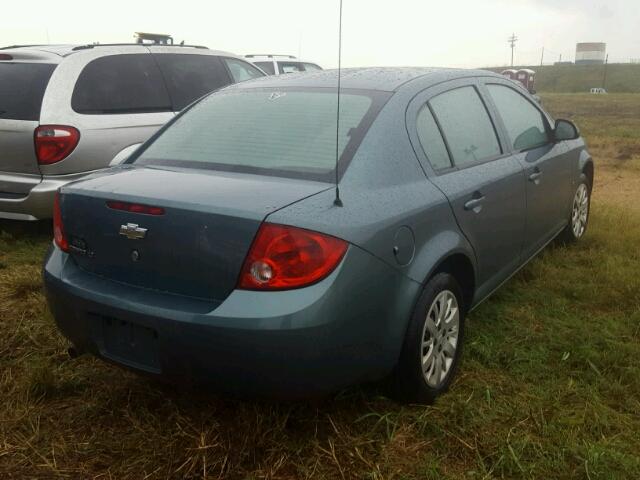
left=267, top=88, right=476, bottom=290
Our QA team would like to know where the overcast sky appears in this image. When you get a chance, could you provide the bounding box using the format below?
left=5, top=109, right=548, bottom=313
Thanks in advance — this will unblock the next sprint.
left=3, top=0, right=638, bottom=68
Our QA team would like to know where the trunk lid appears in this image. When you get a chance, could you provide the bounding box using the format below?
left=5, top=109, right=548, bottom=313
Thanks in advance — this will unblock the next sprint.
left=61, top=166, right=331, bottom=301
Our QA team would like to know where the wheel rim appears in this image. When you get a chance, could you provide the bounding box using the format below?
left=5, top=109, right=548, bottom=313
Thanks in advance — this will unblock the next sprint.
left=420, top=290, right=460, bottom=388
left=571, top=183, right=589, bottom=238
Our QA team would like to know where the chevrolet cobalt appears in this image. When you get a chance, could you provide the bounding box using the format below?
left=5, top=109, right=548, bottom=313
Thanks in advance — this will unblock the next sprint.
left=44, top=68, right=593, bottom=402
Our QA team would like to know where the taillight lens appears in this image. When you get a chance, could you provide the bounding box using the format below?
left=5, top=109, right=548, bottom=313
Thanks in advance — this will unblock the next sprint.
left=53, top=192, right=69, bottom=252
left=238, top=223, right=348, bottom=290
left=35, top=125, right=80, bottom=165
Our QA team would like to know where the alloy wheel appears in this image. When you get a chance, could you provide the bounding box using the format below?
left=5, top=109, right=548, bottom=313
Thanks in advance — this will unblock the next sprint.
left=420, top=290, right=460, bottom=388
left=571, top=183, right=589, bottom=239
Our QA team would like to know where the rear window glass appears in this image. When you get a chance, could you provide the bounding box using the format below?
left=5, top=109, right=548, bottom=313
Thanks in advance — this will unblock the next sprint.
left=0, top=63, right=56, bottom=121
left=72, top=54, right=171, bottom=114
left=416, top=105, right=452, bottom=170
left=134, top=88, right=389, bottom=182
left=223, top=58, right=264, bottom=83
left=254, top=61, right=275, bottom=75
left=302, top=63, right=323, bottom=71
left=278, top=62, right=304, bottom=74
left=154, top=54, right=232, bottom=110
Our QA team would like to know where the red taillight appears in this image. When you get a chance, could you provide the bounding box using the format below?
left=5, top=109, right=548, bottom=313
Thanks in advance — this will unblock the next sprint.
left=238, top=223, right=348, bottom=290
left=53, top=192, right=69, bottom=252
left=34, top=125, right=80, bottom=165
left=106, top=201, right=165, bottom=216
left=0, top=54, right=13, bottom=60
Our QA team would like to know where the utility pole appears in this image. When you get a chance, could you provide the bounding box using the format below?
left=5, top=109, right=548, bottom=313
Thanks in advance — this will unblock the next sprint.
left=540, top=47, right=544, bottom=66
left=602, top=54, right=609, bottom=90
left=508, top=33, right=518, bottom=67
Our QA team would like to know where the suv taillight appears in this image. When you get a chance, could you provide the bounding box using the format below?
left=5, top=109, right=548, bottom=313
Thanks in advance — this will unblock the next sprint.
left=53, top=192, right=69, bottom=252
left=35, top=125, right=80, bottom=165
left=238, top=223, right=348, bottom=290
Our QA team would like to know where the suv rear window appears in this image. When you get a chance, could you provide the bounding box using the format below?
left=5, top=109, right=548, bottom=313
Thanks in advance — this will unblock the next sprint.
left=0, top=63, right=56, bottom=121
left=133, top=88, right=390, bottom=182
left=153, top=54, right=233, bottom=110
left=72, top=54, right=171, bottom=114
left=254, top=61, right=275, bottom=75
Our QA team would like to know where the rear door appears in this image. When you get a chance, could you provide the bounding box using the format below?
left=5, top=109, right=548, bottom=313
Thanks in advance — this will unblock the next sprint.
left=151, top=52, right=234, bottom=111
left=482, top=80, right=573, bottom=257
left=0, top=59, right=56, bottom=188
left=407, top=79, right=526, bottom=296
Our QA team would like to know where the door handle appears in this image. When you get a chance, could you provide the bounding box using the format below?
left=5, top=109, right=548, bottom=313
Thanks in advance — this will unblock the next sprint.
left=528, top=171, right=543, bottom=182
left=464, top=195, right=485, bottom=212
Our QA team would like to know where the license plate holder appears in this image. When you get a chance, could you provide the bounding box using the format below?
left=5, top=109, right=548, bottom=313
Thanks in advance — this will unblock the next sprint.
left=97, top=315, right=161, bottom=373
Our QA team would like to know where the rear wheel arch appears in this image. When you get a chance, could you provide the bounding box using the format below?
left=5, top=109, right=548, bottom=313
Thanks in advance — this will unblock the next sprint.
left=582, top=160, right=594, bottom=190
left=428, top=253, right=476, bottom=313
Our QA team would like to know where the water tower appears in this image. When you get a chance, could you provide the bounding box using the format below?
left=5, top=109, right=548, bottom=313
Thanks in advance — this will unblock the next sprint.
left=575, top=43, right=606, bottom=65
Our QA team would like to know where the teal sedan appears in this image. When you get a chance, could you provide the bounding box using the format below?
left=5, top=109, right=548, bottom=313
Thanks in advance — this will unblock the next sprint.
left=44, top=68, right=593, bottom=402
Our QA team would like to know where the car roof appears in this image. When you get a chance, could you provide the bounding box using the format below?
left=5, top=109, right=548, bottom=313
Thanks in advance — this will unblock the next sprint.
left=228, top=67, right=504, bottom=92
left=0, top=44, right=242, bottom=62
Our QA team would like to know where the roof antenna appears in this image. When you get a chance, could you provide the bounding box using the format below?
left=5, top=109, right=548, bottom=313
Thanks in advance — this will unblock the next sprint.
left=333, top=0, right=344, bottom=207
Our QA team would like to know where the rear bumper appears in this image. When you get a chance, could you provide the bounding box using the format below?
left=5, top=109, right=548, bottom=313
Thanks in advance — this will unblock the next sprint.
left=43, top=244, right=420, bottom=397
left=0, top=170, right=103, bottom=221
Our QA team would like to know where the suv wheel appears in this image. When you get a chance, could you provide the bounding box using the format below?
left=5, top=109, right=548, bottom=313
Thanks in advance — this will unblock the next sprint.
left=390, top=273, right=466, bottom=404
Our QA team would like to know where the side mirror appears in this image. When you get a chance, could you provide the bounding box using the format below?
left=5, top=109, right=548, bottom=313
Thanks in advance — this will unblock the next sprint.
left=554, top=119, right=580, bottom=141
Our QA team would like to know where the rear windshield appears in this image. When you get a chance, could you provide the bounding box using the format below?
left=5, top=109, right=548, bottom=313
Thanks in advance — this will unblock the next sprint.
left=0, top=63, right=56, bottom=121
left=133, top=88, right=389, bottom=182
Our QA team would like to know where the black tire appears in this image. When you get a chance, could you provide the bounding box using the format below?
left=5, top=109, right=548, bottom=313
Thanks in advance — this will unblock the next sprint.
left=389, top=273, right=466, bottom=404
left=558, top=174, right=591, bottom=244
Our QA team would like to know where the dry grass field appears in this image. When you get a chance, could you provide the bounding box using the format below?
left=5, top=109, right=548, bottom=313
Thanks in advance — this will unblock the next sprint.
left=1, top=94, right=639, bottom=479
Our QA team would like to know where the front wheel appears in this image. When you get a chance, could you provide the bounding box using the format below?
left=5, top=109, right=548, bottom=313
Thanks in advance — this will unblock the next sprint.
left=559, top=177, right=591, bottom=243
left=389, top=273, right=465, bottom=404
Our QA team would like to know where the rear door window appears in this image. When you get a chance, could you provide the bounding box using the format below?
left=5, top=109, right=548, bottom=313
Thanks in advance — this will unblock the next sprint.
left=223, top=58, right=264, bottom=83
left=278, top=62, right=304, bottom=74
left=154, top=54, right=233, bottom=110
left=416, top=105, right=452, bottom=170
left=487, top=84, right=551, bottom=151
left=72, top=54, right=171, bottom=114
left=429, top=86, right=501, bottom=167
left=254, top=61, right=275, bottom=75
left=0, top=63, right=56, bottom=120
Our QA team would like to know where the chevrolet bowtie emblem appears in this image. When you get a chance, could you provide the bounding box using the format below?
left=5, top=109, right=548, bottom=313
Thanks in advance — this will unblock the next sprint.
left=119, top=223, right=147, bottom=240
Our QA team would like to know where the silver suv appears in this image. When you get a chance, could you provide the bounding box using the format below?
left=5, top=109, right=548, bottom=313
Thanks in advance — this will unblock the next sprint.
left=0, top=44, right=264, bottom=220
left=245, top=55, right=322, bottom=75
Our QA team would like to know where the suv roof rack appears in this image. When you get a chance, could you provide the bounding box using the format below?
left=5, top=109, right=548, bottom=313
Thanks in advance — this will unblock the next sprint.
left=71, top=43, right=209, bottom=51
left=246, top=54, right=297, bottom=59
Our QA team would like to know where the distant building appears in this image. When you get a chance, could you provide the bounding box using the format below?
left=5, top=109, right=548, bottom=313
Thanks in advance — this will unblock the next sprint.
left=575, top=42, right=606, bottom=65
left=631, top=58, right=640, bottom=64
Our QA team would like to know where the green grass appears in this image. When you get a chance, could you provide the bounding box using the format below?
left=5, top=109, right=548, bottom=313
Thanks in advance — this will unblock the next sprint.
left=486, top=64, right=640, bottom=93
left=1, top=95, right=640, bottom=479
